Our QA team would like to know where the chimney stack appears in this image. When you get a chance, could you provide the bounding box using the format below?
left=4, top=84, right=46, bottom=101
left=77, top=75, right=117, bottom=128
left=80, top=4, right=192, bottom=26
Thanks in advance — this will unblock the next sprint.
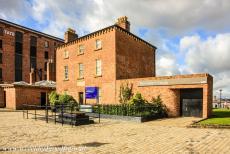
left=64, top=28, right=78, bottom=43
left=116, top=16, right=130, bottom=32
left=29, top=68, right=35, bottom=85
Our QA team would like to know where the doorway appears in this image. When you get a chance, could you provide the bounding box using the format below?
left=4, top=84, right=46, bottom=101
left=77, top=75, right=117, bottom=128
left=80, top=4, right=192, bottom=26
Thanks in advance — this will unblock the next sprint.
left=79, top=92, right=84, bottom=105
left=40, top=92, right=46, bottom=106
left=180, top=88, right=203, bottom=117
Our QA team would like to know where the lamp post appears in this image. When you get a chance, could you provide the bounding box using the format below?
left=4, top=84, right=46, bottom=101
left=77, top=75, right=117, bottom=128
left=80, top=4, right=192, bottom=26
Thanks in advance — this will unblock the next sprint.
left=219, top=89, right=222, bottom=108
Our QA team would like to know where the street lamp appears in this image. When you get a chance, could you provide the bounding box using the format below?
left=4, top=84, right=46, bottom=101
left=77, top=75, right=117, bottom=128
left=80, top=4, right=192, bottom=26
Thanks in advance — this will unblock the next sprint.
left=219, top=89, right=222, bottom=108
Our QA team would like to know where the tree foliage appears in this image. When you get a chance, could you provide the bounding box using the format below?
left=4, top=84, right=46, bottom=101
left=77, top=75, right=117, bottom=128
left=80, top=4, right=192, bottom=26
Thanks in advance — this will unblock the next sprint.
left=119, top=82, right=133, bottom=104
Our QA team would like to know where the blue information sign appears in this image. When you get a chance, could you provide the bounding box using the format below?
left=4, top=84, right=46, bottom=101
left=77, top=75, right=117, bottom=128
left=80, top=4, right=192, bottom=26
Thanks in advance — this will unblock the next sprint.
left=85, top=87, right=98, bottom=99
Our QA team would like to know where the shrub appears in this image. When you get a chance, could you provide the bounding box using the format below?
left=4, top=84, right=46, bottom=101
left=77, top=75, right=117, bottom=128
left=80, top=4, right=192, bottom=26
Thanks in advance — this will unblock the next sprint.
left=128, top=92, right=147, bottom=106
left=59, top=93, right=77, bottom=105
left=149, top=95, right=168, bottom=117
left=49, top=91, right=60, bottom=107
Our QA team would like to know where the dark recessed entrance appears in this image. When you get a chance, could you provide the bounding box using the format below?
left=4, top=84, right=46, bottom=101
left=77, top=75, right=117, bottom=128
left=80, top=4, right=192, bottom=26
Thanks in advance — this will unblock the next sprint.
left=40, top=92, right=46, bottom=106
left=180, top=88, right=203, bottom=117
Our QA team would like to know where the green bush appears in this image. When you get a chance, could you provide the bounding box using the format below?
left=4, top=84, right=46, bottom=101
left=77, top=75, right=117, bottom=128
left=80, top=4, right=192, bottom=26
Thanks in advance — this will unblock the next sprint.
left=48, top=91, right=77, bottom=108
left=49, top=91, right=60, bottom=107
left=119, top=82, right=133, bottom=104
left=149, top=95, right=168, bottom=117
left=128, top=93, right=147, bottom=106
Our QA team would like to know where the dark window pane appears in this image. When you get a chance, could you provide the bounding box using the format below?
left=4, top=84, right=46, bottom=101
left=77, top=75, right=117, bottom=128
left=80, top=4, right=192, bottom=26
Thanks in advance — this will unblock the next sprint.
left=15, top=42, right=22, bottom=54
left=45, top=51, right=48, bottom=59
left=0, top=40, right=2, bottom=49
left=0, top=27, right=3, bottom=36
left=15, top=31, right=23, bottom=54
left=0, top=53, right=2, bottom=64
left=44, top=74, right=47, bottom=80
left=30, top=46, right=37, bottom=57
left=30, top=57, right=36, bottom=69
left=0, top=68, right=2, bottom=80
left=15, top=54, right=22, bottom=81
left=15, top=69, right=22, bottom=81
left=15, top=31, right=23, bottom=43
left=44, top=62, right=47, bottom=71
left=30, top=36, right=37, bottom=47
left=15, top=54, right=22, bottom=69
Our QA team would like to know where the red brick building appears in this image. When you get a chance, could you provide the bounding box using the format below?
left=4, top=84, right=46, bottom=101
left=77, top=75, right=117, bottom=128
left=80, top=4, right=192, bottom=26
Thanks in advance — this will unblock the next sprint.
left=56, top=16, right=213, bottom=118
left=0, top=19, right=63, bottom=109
left=0, top=18, right=64, bottom=83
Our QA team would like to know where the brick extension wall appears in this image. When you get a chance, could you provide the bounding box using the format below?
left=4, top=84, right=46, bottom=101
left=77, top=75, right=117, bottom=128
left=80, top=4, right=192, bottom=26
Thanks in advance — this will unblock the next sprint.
left=3, top=85, right=54, bottom=110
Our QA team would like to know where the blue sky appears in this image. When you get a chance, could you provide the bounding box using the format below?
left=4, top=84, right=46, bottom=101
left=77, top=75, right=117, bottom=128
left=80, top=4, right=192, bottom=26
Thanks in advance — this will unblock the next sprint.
left=1, top=0, right=230, bottom=97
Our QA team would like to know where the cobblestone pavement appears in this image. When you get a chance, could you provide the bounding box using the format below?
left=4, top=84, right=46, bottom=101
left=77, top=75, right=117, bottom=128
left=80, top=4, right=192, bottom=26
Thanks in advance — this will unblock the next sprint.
left=0, top=112, right=229, bottom=154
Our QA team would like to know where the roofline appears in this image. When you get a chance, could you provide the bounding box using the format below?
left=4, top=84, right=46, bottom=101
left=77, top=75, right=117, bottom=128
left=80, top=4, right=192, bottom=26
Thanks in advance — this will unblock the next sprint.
left=57, top=25, right=157, bottom=49
left=0, top=18, right=64, bottom=42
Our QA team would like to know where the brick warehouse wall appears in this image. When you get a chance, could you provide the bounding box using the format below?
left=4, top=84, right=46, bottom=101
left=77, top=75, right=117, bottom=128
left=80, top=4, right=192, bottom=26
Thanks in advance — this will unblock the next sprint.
left=115, top=27, right=156, bottom=79
left=4, top=86, right=54, bottom=110
left=115, top=73, right=213, bottom=118
left=0, top=20, right=63, bottom=83
left=56, top=27, right=116, bottom=104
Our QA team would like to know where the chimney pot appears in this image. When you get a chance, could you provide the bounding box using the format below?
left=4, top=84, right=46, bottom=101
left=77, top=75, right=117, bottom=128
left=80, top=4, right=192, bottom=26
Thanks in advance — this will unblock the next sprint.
left=64, top=28, right=78, bottom=43
left=116, top=16, right=130, bottom=31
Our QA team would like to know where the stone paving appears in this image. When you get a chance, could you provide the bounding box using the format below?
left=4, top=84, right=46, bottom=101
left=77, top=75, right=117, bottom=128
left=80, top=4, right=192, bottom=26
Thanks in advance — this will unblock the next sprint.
left=0, top=112, right=229, bottom=153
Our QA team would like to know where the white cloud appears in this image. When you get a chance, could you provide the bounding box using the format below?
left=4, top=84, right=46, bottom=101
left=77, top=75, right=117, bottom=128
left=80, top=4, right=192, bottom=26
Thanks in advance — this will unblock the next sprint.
left=180, top=33, right=230, bottom=97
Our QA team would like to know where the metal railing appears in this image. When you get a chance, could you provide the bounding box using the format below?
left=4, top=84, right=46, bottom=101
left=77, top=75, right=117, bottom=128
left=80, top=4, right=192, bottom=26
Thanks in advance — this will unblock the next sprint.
left=22, top=104, right=101, bottom=126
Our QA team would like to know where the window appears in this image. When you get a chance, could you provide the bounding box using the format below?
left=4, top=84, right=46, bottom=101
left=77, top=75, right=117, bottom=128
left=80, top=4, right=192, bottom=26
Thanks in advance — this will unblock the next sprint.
left=64, top=50, right=69, bottom=58
left=78, top=63, right=84, bottom=79
left=0, top=27, right=3, bottom=36
left=15, top=31, right=23, bottom=54
left=54, top=42, right=56, bottom=46
left=44, top=62, right=47, bottom=71
left=64, top=66, right=68, bottom=80
left=45, top=51, right=48, bottom=59
left=78, top=45, right=85, bottom=55
left=0, top=40, right=2, bottom=49
left=0, top=68, right=2, bottom=80
left=30, top=36, right=37, bottom=69
left=95, top=39, right=102, bottom=49
left=96, top=59, right=102, bottom=76
left=45, top=41, right=49, bottom=48
left=15, top=54, right=22, bottom=81
left=0, top=53, right=2, bottom=64
left=15, top=32, right=23, bottom=81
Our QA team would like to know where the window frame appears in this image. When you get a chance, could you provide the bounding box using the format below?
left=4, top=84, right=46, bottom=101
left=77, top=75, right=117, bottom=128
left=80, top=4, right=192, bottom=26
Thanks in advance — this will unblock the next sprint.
left=64, top=50, right=69, bottom=59
left=78, top=63, right=84, bottom=79
left=95, top=39, right=102, bottom=50
left=96, top=59, right=102, bottom=76
left=45, top=41, right=49, bottom=48
left=78, top=44, right=85, bottom=55
left=64, top=65, right=68, bottom=80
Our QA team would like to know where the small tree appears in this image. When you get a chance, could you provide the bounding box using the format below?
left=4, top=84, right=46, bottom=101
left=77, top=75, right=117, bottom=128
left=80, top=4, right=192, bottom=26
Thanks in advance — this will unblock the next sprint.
left=119, top=82, right=133, bottom=104
left=149, top=95, right=168, bottom=117
left=49, top=91, right=60, bottom=107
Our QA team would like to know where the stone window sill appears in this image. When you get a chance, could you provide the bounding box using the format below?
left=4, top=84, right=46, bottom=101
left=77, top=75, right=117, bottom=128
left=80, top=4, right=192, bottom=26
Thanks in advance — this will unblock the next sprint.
left=63, top=79, right=69, bottom=81
left=94, top=75, right=102, bottom=78
left=77, top=53, right=84, bottom=56
left=77, top=77, right=84, bottom=80
left=94, top=48, right=102, bottom=51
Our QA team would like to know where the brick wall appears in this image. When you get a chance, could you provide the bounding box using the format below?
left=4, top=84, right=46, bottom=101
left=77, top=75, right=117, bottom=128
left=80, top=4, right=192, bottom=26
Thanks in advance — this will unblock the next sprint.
left=115, top=27, right=156, bottom=79
left=115, top=74, right=213, bottom=117
left=0, top=22, right=63, bottom=83
left=56, top=28, right=116, bottom=104
left=4, top=86, right=53, bottom=109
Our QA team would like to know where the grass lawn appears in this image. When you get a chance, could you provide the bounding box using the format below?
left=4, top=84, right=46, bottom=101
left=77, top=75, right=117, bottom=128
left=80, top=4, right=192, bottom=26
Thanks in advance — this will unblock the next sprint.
left=199, top=109, right=230, bottom=125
